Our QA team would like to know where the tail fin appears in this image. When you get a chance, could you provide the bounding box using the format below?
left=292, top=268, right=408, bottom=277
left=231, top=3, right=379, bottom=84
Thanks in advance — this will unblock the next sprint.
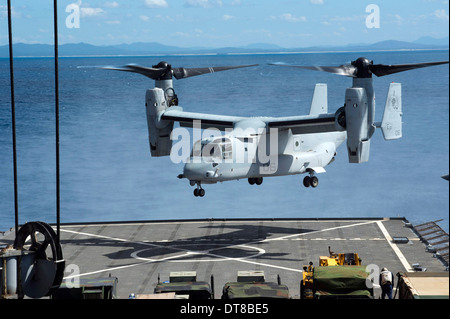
left=378, top=83, right=402, bottom=140
left=309, top=83, right=328, bottom=115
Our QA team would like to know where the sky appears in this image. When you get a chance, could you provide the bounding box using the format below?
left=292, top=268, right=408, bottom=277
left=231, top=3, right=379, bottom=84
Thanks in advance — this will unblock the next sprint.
left=0, top=0, right=449, bottom=48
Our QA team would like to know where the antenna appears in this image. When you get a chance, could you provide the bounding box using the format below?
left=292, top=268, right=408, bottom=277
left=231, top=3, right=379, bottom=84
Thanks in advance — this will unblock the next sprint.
left=7, top=0, right=19, bottom=238
left=53, top=0, right=61, bottom=241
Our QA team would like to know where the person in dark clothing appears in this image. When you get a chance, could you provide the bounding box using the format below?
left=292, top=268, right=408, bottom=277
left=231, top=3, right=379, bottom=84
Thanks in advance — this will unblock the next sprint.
left=379, top=267, right=394, bottom=299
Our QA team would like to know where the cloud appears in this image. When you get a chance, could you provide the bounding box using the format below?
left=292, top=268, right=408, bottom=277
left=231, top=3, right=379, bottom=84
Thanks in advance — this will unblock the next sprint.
left=69, top=1, right=105, bottom=18
left=184, top=0, right=223, bottom=8
left=433, top=9, right=449, bottom=21
left=81, top=7, right=105, bottom=17
left=310, top=0, right=324, bottom=4
left=393, top=14, right=404, bottom=25
left=104, top=1, right=119, bottom=8
left=0, top=5, right=22, bottom=18
left=223, top=14, right=235, bottom=21
left=145, top=0, right=169, bottom=8
left=105, top=20, right=121, bottom=24
left=140, top=15, right=150, bottom=21
left=155, top=14, right=179, bottom=22
left=273, top=13, right=307, bottom=22
left=329, top=15, right=365, bottom=22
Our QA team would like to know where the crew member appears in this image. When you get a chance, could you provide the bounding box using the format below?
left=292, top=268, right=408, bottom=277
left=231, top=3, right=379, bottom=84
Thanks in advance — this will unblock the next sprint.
left=379, top=267, right=394, bottom=299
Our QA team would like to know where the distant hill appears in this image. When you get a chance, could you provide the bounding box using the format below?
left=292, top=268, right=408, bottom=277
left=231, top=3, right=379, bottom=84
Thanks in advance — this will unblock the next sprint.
left=111, top=42, right=186, bottom=54
left=354, top=40, right=441, bottom=50
left=0, top=38, right=448, bottom=57
left=414, top=36, right=449, bottom=46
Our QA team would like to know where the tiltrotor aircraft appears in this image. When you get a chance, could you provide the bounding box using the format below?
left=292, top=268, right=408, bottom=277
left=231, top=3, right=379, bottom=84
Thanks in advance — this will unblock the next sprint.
left=105, top=58, right=448, bottom=197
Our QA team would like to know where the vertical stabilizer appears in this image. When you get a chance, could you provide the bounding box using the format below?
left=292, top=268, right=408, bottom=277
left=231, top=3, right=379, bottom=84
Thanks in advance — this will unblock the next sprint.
left=380, top=83, right=402, bottom=140
left=309, top=83, right=328, bottom=115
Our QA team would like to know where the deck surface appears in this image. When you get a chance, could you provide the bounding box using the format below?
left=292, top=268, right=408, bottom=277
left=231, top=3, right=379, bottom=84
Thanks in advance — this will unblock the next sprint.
left=1, top=217, right=447, bottom=299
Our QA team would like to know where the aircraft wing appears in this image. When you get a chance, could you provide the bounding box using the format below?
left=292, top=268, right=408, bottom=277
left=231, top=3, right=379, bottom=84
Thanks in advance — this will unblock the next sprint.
left=266, top=113, right=339, bottom=134
left=162, top=109, right=339, bottom=134
left=161, top=109, right=246, bottom=131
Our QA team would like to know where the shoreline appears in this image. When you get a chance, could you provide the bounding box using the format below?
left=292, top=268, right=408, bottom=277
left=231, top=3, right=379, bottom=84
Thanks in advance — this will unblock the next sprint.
left=0, top=48, right=448, bottom=59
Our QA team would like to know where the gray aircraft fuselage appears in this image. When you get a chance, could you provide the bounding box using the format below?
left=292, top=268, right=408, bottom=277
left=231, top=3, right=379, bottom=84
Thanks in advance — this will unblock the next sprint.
left=182, top=125, right=346, bottom=185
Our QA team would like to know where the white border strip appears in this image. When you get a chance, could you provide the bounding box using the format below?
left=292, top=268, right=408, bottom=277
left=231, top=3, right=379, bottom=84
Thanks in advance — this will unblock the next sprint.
left=376, top=221, right=413, bottom=272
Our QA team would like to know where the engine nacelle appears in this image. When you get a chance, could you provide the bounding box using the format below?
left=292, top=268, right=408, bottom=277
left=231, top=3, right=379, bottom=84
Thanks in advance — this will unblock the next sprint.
left=145, top=88, right=177, bottom=157
left=344, top=87, right=370, bottom=163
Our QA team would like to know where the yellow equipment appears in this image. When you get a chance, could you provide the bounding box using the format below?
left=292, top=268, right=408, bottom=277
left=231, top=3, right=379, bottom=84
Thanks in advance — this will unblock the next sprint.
left=301, top=262, right=314, bottom=299
left=319, top=246, right=362, bottom=266
left=300, top=246, right=362, bottom=299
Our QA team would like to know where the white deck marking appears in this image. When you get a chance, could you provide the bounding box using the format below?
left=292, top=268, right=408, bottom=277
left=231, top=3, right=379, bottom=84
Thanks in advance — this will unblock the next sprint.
left=61, top=228, right=280, bottom=278
left=64, top=252, right=194, bottom=279
left=263, top=220, right=378, bottom=242
left=376, top=221, right=413, bottom=272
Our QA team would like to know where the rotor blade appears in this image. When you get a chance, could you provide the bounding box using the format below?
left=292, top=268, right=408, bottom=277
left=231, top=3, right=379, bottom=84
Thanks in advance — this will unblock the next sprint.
left=101, top=64, right=167, bottom=80
left=370, top=61, right=449, bottom=77
left=269, top=62, right=357, bottom=77
left=172, top=64, right=258, bottom=79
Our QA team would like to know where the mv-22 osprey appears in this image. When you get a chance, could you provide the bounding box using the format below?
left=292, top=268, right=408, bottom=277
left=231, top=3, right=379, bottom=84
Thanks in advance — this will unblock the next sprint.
left=105, top=58, right=448, bottom=197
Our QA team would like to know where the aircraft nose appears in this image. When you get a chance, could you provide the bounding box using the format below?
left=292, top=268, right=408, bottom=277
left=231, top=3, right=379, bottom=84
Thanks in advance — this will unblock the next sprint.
left=183, top=161, right=218, bottom=180
left=183, top=162, right=203, bottom=180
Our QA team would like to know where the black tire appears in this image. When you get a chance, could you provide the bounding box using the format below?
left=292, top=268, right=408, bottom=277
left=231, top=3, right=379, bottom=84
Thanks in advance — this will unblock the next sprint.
left=303, top=176, right=311, bottom=188
left=311, top=176, right=319, bottom=188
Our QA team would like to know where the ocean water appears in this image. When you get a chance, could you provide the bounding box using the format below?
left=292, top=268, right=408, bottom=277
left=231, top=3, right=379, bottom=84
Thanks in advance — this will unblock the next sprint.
left=1, top=50, right=449, bottom=232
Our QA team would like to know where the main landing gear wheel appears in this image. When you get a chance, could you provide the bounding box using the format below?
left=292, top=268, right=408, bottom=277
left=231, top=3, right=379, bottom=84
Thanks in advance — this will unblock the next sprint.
left=311, top=176, right=319, bottom=188
left=303, top=176, right=319, bottom=188
left=13, top=221, right=65, bottom=298
left=194, top=187, right=205, bottom=197
left=248, top=177, right=263, bottom=185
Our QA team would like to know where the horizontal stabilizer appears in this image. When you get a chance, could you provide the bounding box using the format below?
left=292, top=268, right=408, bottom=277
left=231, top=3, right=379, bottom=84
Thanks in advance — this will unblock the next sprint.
left=309, top=84, right=328, bottom=115
left=380, top=83, right=402, bottom=140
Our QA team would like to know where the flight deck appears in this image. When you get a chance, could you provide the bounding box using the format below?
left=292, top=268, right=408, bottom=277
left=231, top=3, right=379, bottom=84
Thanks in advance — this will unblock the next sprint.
left=1, top=217, right=447, bottom=299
